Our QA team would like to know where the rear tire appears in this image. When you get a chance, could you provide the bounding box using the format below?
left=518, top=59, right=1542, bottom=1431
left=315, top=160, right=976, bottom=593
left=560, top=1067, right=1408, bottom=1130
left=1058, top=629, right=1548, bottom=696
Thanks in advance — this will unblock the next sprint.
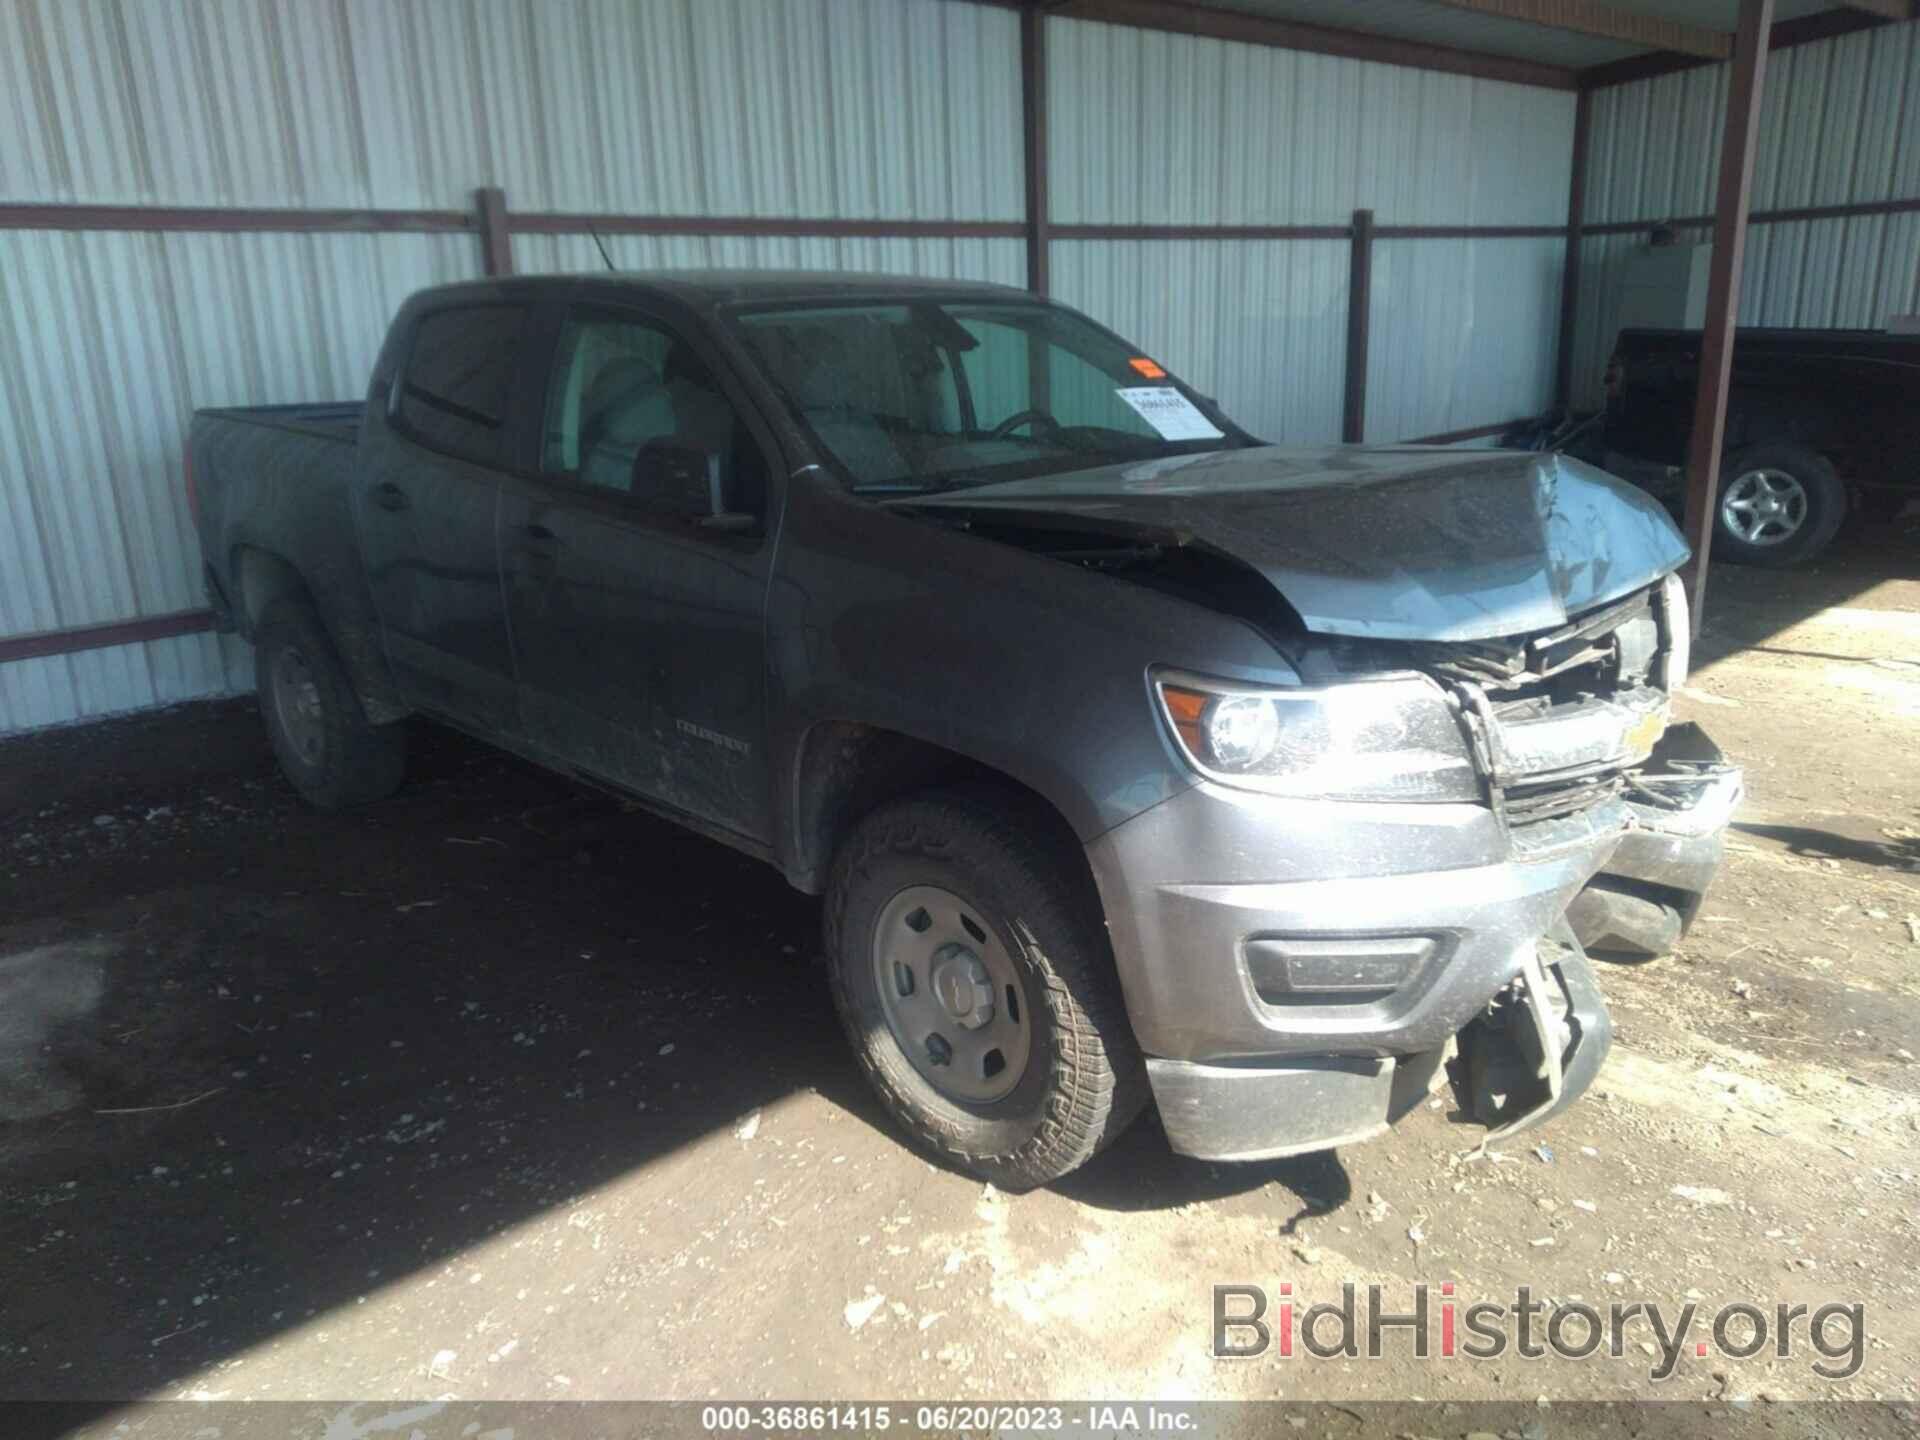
left=1713, top=443, right=1845, bottom=568
left=824, top=786, right=1147, bottom=1189
left=255, top=598, right=405, bottom=810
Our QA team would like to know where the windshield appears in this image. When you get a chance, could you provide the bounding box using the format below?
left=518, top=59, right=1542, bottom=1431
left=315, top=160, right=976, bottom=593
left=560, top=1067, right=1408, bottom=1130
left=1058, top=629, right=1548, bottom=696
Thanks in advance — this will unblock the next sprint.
left=727, top=298, right=1250, bottom=494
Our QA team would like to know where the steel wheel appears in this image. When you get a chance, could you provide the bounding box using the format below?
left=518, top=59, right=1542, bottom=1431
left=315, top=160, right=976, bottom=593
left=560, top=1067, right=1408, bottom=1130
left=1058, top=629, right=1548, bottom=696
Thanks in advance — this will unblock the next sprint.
left=870, top=883, right=1032, bottom=1104
left=1720, top=467, right=1809, bottom=547
left=269, top=645, right=326, bottom=768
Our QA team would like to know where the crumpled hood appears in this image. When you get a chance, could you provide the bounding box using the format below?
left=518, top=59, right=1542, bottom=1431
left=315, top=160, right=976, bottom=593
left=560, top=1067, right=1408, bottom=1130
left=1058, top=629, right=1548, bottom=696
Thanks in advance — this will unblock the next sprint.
left=899, top=445, right=1690, bottom=642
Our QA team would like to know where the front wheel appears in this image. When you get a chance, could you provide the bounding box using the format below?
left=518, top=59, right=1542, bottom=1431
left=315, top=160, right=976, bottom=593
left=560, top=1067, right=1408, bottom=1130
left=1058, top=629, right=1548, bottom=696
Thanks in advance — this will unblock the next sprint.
left=824, top=787, right=1147, bottom=1188
left=1713, top=443, right=1846, bottom=568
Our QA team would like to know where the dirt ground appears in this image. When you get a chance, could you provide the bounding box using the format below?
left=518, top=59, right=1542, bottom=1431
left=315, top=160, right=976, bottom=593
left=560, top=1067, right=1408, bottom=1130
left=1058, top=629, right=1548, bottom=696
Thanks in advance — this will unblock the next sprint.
left=3, top=536, right=1918, bottom=1424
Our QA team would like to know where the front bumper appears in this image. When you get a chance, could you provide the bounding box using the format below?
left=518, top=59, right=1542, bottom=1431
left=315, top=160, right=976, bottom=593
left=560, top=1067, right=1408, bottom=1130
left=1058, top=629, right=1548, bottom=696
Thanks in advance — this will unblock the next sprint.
left=1085, top=726, right=1741, bottom=1161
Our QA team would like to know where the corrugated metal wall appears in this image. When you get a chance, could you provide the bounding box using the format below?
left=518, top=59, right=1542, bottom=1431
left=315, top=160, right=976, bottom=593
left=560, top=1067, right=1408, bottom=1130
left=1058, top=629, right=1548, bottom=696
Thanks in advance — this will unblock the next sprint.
left=0, top=0, right=1023, bottom=217
left=1045, top=16, right=1575, bottom=442
left=1570, top=18, right=1920, bottom=405
left=0, top=228, right=477, bottom=732
left=0, top=0, right=1022, bottom=733
left=2, top=0, right=1588, bottom=734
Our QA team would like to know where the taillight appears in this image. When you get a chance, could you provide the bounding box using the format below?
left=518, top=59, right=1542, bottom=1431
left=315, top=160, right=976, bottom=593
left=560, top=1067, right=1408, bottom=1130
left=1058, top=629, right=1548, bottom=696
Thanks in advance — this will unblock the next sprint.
left=183, top=441, right=198, bottom=523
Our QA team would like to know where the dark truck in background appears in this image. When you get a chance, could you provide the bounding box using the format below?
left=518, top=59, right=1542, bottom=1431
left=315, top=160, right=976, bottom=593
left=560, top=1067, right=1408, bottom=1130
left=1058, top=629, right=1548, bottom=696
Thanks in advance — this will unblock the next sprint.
left=187, top=272, right=1740, bottom=1186
left=1579, top=326, right=1920, bottom=568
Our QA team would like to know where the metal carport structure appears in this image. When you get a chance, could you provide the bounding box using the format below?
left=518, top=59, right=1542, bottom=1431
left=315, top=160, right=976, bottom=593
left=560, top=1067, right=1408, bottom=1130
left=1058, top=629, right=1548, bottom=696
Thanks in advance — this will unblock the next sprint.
left=1, top=0, right=1915, bottom=725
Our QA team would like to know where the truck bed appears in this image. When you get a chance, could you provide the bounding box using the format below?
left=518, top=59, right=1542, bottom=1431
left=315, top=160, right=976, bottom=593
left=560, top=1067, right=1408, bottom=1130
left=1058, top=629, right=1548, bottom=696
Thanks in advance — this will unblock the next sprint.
left=1617, top=326, right=1920, bottom=366
left=1605, top=326, right=1920, bottom=485
left=195, top=401, right=365, bottom=444
left=188, top=399, right=382, bottom=691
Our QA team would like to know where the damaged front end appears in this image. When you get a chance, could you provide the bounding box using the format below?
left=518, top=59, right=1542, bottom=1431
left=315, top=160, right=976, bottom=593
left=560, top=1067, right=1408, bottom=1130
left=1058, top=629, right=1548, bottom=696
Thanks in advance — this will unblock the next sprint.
left=1449, top=720, right=1740, bottom=1139
left=1088, top=569, right=1741, bottom=1156
left=1418, top=577, right=1742, bottom=957
left=1413, top=580, right=1743, bottom=1140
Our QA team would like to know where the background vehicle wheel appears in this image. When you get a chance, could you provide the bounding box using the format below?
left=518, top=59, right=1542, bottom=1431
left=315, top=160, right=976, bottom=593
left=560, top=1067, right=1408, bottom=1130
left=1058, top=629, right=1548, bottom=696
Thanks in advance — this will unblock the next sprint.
left=255, top=598, right=405, bottom=810
left=824, top=786, right=1147, bottom=1189
left=1713, top=443, right=1845, bottom=568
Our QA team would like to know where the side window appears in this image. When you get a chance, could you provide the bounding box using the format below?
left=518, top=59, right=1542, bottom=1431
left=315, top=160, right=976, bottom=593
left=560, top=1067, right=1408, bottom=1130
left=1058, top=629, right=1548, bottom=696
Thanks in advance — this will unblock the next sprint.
left=395, top=305, right=529, bottom=466
left=542, top=312, right=768, bottom=520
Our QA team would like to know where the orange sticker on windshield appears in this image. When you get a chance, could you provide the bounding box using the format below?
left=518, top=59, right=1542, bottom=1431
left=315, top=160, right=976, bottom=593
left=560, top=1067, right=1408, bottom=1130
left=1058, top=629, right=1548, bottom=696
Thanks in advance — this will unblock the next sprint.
left=1128, top=356, right=1167, bottom=378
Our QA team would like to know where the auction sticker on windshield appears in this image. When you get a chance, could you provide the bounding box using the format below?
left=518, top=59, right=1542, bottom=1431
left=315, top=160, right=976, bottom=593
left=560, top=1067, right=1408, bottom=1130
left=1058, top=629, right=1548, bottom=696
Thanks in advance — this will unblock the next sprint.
left=1117, top=386, right=1225, bottom=441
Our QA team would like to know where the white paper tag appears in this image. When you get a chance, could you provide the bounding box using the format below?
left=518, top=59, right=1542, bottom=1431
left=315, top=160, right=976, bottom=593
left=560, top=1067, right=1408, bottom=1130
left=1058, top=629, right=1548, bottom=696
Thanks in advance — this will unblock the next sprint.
left=1115, top=386, right=1224, bottom=441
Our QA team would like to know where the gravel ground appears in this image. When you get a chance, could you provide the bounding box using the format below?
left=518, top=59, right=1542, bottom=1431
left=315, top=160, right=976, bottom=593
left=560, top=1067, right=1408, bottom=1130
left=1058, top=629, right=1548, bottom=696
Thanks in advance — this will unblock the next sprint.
left=2, top=537, right=1917, bottom=1429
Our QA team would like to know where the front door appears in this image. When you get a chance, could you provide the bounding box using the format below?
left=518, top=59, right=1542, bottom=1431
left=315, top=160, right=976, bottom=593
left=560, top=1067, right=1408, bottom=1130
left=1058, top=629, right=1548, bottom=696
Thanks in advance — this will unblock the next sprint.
left=498, top=301, right=779, bottom=843
left=355, top=301, right=536, bottom=737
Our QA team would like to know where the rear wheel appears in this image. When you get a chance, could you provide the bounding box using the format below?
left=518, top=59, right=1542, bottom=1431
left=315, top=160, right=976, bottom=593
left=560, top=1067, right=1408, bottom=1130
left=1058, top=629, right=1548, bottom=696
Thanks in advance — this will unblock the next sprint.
left=255, top=598, right=405, bottom=809
left=1713, top=443, right=1845, bottom=568
left=824, top=787, right=1147, bottom=1188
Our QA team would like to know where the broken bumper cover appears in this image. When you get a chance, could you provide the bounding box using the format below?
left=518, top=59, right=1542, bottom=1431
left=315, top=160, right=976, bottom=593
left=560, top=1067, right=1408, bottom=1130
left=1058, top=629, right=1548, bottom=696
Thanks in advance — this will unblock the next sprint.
left=1086, top=726, right=1741, bottom=1162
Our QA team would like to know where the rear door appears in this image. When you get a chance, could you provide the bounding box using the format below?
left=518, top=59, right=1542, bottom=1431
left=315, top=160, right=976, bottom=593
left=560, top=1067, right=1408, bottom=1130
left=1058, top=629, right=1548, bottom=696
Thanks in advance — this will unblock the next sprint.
left=356, top=301, right=538, bottom=736
left=497, top=298, right=780, bottom=843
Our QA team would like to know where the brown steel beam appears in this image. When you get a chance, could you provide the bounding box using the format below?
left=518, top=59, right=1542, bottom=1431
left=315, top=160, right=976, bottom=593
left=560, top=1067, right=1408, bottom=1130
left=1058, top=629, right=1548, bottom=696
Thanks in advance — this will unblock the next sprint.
left=507, top=213, right=1025, bottom=240
left=1426, top=0, right=1730, bottom=58
left=1579, top=6, right=1886, bottom=90
left=1582, top=195, right=1920, bottom=237
left=1052, top=222, right=1353, bottom=241
left=0, top=609, right=217, bottom=665
left=1554, top=86, right=1593, bottom=408
left=1840, top=0, right=1912, bottom=20
left=1343, top=209, right=1375, bottom=445
left=1020, top=3, right=1050, bottom=295
left=1047, top=0, right=1579, bottom=90
left=476, top=187, right=513, bottom=276
left=0, top=204, right=474, bottom=234
left=0, top=204, right=1588, bottom=249
left=1374, top=222, right=1568, bottom=238
left=1681, top=0, right=1774, bottom=631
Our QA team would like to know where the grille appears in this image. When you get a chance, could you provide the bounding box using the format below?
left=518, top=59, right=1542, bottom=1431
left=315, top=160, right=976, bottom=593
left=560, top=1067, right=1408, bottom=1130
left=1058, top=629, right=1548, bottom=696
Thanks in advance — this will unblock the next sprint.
left=1502, top=772, right=1626, bottom=824
left=1417, top=586, right=1666, bottom=824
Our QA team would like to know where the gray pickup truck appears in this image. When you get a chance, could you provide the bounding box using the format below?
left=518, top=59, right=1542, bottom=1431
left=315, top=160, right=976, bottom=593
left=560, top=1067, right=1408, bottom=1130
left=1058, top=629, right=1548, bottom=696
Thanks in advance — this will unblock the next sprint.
left=187, top=272, right=1740, bottom=1187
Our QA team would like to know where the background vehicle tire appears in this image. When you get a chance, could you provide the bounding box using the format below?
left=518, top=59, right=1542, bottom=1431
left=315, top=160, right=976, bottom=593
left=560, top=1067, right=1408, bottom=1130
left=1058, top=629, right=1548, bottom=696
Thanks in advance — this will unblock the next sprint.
left=824, top=786, right=1147, bottom=1189
left=1713, top=443, right=1846, bottom=568
left=255, top=598, right=405, bottom=810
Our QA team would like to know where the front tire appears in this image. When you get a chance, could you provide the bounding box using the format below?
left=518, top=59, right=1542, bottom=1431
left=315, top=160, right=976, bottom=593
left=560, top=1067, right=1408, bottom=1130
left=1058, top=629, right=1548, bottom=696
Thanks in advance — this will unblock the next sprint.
left=1713, top=443, right=1846, bottom=568
left=824, top=787, right=1147, bottom=1189
left=255, top=598, right=405, bottom=810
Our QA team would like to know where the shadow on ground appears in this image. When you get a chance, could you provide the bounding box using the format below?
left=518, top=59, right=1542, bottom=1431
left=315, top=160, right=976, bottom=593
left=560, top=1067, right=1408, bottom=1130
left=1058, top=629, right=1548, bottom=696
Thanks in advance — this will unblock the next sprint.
left=1731, top=820, right=1920, bottom=873
left=1691, top=528, right=1919, bottom=670
left=0, top=700, right=1330, bottom=1407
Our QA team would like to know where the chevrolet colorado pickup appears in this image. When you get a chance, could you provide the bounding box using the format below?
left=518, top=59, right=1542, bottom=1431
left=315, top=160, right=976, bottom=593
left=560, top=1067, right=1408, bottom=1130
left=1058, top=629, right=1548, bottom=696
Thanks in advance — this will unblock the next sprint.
left=187, top=272, right=1741, bottom=1187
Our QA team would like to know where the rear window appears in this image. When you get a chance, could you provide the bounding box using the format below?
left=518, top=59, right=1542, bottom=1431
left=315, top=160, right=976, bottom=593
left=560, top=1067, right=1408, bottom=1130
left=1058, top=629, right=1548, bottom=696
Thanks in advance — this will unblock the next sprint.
left=395, top=305, right=529, bottom=467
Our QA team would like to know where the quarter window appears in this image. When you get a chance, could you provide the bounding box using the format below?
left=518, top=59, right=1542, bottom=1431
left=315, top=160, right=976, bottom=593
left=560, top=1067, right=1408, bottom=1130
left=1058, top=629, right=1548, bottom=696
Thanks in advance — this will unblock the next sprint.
left=395, top=305, right=529, bottom=467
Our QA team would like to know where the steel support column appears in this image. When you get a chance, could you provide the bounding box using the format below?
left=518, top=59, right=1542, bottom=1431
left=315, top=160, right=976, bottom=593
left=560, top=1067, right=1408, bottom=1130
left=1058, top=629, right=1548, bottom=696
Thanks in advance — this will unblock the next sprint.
left=1020, top=3, right=1050, bottom=296
left=1554, top=87, right=1592, bottom=409
left=1343, top=209, right=1374, bottom=444
left=1680, top=0, right=1774, bottom=629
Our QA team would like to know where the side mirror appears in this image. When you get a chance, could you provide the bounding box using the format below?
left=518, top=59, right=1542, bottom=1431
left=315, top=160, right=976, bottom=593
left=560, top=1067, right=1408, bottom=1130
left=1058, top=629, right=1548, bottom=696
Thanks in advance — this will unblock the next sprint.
left=632, top=442, right=754, bottom=532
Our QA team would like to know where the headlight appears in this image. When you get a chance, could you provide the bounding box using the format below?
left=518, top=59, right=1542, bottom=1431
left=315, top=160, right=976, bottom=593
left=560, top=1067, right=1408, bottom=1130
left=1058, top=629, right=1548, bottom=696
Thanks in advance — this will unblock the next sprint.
left=1660, top=572, right=1691, bottom=692
left=1154, top=670, right=1481, bottom=802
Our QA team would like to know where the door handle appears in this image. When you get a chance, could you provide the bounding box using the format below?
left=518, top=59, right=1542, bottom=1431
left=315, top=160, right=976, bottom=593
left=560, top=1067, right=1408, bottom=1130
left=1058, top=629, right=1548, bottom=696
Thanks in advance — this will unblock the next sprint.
left=519, top=522, right=561, bottom=580
left=372, top=482, right=410, bottom=512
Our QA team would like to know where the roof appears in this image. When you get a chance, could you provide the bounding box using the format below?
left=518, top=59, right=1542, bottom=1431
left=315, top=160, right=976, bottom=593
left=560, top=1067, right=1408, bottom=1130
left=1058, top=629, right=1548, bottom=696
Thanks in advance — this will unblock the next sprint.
left=1162, top=0, right=1845, bottom=74
left=418, top=269, right=1036, bottom=313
